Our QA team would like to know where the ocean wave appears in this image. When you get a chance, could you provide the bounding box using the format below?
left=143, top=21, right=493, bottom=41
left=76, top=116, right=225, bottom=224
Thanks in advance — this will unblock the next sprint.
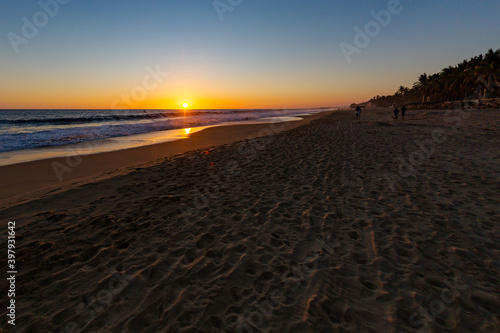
left=0, top=109, right=288, bottom=126
left=0, top=109, right=322, bottom=152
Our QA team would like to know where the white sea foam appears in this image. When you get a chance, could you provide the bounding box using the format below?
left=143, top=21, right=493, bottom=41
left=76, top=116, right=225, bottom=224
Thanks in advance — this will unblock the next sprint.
left=0, top=108, right=326, bottom=153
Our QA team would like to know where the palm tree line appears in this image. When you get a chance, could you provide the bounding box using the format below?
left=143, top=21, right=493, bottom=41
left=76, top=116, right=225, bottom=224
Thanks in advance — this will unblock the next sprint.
left=367, top=49, right=500, bottom=107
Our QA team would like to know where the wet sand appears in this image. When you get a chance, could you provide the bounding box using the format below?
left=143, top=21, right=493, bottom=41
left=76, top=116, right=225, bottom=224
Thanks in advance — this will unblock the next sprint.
left=0, top=109, right=498, bottom=332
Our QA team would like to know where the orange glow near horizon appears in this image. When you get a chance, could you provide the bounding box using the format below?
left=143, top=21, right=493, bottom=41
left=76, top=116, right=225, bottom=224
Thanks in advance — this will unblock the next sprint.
left=0, top=62, right=381, bottom=109
left=0, top=77, right=373, bottom=110
left=0, top=91, right=353, bottom=110
left=0, top=66, right=365, bottom=109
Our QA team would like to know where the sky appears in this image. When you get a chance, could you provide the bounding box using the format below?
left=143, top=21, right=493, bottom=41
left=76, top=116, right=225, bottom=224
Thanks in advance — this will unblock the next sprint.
left=0, top=0, right=499, bottom=109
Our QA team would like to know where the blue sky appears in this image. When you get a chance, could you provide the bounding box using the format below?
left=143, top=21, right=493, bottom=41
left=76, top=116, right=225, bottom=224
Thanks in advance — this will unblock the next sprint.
left=0, top=0, right=499, bottom=108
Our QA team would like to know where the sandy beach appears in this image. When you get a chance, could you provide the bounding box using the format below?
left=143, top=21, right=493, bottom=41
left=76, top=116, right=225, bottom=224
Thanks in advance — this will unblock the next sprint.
left=1, top=109, right=499, bottom=332
left=0, top=112, right=329, bottom=209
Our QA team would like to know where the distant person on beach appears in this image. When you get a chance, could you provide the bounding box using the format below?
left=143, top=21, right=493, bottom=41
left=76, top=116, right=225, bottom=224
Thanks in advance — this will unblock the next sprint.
left=401, top=106, right=407, bottom=120
left=393, top=107, right=399, bottom=120
left=355, top=106, right=361, bottom=120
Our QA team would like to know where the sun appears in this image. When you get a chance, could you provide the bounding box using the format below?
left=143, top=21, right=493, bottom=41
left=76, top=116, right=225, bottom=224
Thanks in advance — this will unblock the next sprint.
left=182, top=102, right=189, bottom=108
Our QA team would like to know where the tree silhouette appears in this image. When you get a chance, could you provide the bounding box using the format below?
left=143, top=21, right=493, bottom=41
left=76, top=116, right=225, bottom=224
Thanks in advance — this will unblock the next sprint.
left=367, top=49, right=500, bottom=107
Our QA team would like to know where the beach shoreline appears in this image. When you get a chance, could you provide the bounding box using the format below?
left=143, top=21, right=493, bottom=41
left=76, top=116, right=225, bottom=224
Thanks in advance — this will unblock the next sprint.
left=0, top=110, right=334, bottom=209
left=0, top=113, right=320, bottom=167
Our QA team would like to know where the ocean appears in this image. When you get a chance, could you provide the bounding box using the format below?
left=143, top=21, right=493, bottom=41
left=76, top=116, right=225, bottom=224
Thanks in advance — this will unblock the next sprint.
left=0, top=108, right=325, bottom=154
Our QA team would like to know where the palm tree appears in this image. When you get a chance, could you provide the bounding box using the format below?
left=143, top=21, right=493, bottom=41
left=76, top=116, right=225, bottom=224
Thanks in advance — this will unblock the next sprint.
left=469, top=54, right=487, bottom=98
left=426, top=73, right=440, bottom=102
left=414, top=73, right=429, bottom=102
left=437, top=66, right=455, bottom=101
left=418, top=73, right=431, bottom=102
left=449, top=61, right=468, bottom=100
left=463, top=59, right=481, bottom=99
left=479, top=49, right=500, bottom=98
left=360, top=49, right=500, bottom=107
